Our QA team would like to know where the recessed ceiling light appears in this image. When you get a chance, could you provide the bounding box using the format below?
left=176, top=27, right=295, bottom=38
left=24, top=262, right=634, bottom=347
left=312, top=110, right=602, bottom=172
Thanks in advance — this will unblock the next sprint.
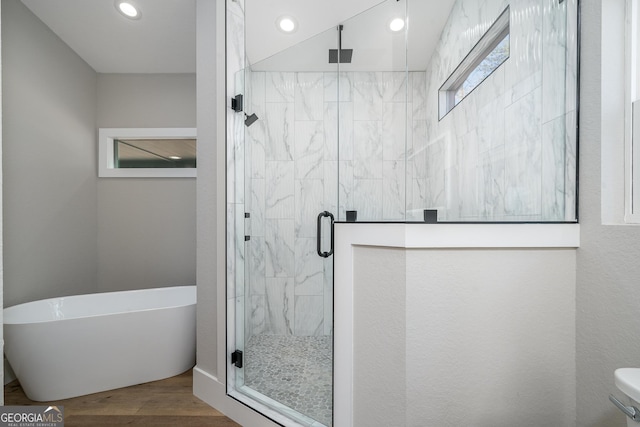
left=389, top=17, right=405, bottom=32
left=115, top=1, right=141, bottom=20
left=169, top=156, right=182, bottom=160
left=277, top=16, right=297, bottom=33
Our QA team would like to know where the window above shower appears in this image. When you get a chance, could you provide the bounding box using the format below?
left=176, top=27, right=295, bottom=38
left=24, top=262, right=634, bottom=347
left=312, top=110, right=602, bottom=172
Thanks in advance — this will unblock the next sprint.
left=439, top=7, right=510, bottom=120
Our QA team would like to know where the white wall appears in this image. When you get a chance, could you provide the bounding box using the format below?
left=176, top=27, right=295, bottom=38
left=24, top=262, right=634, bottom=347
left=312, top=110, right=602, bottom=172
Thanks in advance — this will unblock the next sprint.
left=193, top=1, right=281, bottom=425
left=2, top=0, right=98, bottom=306
left=353, top=247, right=406, bottom=426
left=576, top=1, right=640, bottom=425
left=2, top=1, right=197, bottom=304
left=96, top=74, right=196, bottom=128
left=195, top=0, right=222, bottom=378
left=96, top=74, right=196, bottom=292
left=352, top=246, right=576, bottom=427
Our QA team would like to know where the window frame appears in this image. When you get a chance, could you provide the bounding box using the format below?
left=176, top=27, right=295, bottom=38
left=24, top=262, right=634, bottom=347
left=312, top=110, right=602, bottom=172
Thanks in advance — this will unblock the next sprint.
left=438, top=6, right=510, bottom=120
left=98, top=128, right=197, bottom=178
left=625, top=0, right=640, bottom=222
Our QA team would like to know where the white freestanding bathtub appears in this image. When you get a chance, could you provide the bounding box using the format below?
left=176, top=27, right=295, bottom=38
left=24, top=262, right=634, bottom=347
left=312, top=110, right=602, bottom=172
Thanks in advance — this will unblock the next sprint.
left=4, top=285, right=196, bottom=401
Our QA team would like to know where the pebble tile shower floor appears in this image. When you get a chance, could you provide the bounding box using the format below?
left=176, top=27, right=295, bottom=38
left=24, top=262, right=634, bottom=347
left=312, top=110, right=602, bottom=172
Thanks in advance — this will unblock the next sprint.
left=244, top=335, right=332, bottom=426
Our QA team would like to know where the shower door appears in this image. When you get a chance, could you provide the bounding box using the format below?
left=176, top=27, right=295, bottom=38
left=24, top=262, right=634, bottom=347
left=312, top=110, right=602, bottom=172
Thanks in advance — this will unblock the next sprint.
left=229, top=22, right=341, bottom=427
left=228, top=0, right=409, bottom=425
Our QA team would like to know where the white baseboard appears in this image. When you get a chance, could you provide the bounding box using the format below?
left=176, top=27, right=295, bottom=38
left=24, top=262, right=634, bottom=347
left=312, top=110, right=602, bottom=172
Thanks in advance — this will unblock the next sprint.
left=193, top=365, right=282, bottom=427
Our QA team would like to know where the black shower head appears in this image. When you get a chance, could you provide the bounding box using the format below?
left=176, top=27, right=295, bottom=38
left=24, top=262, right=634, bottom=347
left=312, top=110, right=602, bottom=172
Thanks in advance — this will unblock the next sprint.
left=329, top=24, right=353, bottom=64
left=328, top=49, right=353, bottom=64
left=245, top=113, right=259, bottom=127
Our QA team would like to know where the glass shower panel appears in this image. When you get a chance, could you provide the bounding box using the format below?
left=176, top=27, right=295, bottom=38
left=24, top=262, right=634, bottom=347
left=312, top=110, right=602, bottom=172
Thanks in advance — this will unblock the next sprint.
left=334, top=0, right=409, bottom=222
left=226, top=0, right=247, bottom=401
left=408, top=0, right=578, bottom=222
left=234, top=20, right=340, bottom=426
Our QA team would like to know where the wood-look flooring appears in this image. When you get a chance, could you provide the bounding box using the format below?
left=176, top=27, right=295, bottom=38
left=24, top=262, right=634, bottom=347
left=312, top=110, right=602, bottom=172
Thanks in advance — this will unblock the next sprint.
left=4, top=369, right=241, bottom=427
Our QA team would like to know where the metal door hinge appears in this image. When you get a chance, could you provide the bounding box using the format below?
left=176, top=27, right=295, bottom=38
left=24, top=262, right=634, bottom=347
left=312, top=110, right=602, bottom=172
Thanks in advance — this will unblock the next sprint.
left=231, top=94, right=243, bottom=112
left=231, top=350, right=243, bottom=368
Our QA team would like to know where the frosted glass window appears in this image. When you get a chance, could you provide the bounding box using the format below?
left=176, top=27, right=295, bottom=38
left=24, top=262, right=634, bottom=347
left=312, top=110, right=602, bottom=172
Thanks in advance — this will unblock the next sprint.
left=453, top=34, right=509, bottom=104
left=439, top=7, right=510, bottom=119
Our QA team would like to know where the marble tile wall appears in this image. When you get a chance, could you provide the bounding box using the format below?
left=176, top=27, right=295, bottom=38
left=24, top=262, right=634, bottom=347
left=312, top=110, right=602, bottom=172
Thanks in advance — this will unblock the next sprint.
left=419, top=0, right=578, bottom=221
left=244, top=70, right=420, bottom=337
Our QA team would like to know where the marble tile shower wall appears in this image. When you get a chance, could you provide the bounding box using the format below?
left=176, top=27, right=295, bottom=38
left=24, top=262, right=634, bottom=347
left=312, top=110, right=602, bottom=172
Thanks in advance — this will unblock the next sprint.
left=419, top=0, right=578, bottom=221
left=243, top=70, right=423, bottom=337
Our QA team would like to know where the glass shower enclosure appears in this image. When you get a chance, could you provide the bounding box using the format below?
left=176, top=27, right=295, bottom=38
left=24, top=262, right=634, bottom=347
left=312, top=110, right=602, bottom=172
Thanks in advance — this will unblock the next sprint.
left=226, top=0, right=577, bottom=425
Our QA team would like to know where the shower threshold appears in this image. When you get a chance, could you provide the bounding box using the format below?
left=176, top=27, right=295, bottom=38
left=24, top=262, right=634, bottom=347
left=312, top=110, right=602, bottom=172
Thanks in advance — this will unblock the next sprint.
left=236, top=385, right=327, bottom=427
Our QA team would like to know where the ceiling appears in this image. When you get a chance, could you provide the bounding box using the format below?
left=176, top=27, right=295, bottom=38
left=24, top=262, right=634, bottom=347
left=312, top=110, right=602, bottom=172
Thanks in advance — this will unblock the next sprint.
left=19, top=0, right=455, bottom=74
left=246, top=0, right=457, bottom=71
left=245, top=0, right=384, bottom=67
left=20, top=0, right=196, bottom=73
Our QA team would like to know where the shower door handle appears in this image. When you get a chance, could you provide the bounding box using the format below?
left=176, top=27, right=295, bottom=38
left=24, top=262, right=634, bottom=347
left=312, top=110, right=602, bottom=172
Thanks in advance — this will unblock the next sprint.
left=317, top=211, right=334, bottom=258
